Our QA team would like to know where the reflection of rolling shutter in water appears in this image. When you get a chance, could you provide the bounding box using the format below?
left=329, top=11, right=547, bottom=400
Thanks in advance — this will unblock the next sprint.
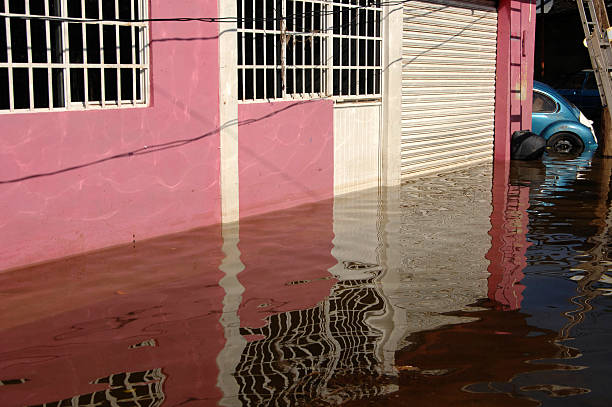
left=401, top=0, right=498, bottom=178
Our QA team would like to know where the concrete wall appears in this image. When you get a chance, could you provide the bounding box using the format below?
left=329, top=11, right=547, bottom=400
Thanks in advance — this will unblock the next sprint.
left=238, top=100, right=334, bottom=219
left=333, top=103, right=381, bottom=195
left=0, top=0, right=540, bottom=272
left=0, top=0, right=222, bottom=271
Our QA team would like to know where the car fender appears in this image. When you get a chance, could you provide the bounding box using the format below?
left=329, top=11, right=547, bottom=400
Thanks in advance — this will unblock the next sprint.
left=538, top=120, right=597, bottom=147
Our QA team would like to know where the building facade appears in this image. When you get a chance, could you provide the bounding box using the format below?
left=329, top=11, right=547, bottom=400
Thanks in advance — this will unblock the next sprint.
left=0, top=0, right=536, bottom=271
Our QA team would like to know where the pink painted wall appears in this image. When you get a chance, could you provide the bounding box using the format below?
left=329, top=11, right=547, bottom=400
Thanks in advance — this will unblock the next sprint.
left=238, top=100, right=334, bottom=218
left=495, top=0, right=537, bottom=160
left=0, top=0, right=221, bottom=271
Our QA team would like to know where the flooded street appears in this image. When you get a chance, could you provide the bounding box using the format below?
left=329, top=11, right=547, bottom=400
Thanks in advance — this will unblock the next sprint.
left=2, top=154, right=612, bottom=406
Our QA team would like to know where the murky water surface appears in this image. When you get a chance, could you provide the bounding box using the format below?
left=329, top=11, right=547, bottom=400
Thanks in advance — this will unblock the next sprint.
left=2, top=154, right=612, bottom=406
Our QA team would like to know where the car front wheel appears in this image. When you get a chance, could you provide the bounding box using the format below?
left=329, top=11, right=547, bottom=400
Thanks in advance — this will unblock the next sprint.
left=547, top=132, right=585, bottom=156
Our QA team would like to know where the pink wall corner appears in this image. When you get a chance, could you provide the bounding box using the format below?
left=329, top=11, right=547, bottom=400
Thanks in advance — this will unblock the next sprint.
left=495, top=0, right=511, bottom=161
left=0, top=0, right=222, bottom=271
left=495, top=0, right=537, bottom=161
left=237, top=99, right=334, bottom=219
left=520, top=0, right=537, bottom=131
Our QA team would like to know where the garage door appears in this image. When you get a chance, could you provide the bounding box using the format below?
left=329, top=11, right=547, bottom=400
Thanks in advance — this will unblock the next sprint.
left=401, top=0, right=498, bottom=178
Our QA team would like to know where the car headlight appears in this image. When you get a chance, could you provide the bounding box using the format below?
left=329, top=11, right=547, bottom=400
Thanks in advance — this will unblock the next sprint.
left=579, top=111, right=598, bottom=143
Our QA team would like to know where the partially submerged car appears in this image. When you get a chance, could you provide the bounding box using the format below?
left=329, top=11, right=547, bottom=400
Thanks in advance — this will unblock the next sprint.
left=532, top=80, right=598, bottom=156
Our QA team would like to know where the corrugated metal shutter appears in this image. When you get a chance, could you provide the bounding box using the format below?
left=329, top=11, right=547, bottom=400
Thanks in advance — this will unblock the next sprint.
left=401, top=0, right=498, bottom=178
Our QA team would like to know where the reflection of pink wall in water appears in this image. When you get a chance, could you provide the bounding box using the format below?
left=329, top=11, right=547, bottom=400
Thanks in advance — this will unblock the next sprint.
left=238, top=100, right=334, bottom=218
left=237, top=199, right=337, bottom=329
left=0, top=0, right=221, bottom=272
left=0, top=225, right=225, bottom=407
left=486, top=161, right=529, bottom=310
left=495, top=0, right=536, bottom=160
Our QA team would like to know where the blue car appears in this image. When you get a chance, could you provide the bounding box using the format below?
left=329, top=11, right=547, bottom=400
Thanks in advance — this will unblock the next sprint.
left=532, top=80, right=598, bottom=156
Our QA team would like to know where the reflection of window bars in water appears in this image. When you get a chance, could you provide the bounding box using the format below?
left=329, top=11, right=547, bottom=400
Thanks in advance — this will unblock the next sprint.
left=29, top=368, right=166, bottom=407
left=235, top=269, right=392, bottom=406
left=0, top=0, right=149, bottom=113
left=0, top=378, right=28, bottom=385
left=236, top=0, right=382, bottom=102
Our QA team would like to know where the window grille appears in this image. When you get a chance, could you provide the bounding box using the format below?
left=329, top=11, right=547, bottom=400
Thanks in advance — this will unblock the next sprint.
left=331, top=0, right=381, bottom=98
left=0, top=0, right=149, bottom=113
left=237, top=0, right=382, bottom=102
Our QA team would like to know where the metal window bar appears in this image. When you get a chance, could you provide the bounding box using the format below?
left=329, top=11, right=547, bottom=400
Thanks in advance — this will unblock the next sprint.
left=325, top=1, right=332, bottom=97
left=62, top=0, right=71, bottom=106
left=329, top=0, right=381, bottom=100
left=241, top=0, right=246, bottom=99
left=252, top=9, right=257, bottom=99
left=99, top=0, right=105, bottom=106
left=114, top=0, right=120, bottom=106
left=356, top=4, right=359, bottom=95
left=289, top=0, right=294, bottom=96
left=4, top=0, right=13, bottom=110
left=25, top=0, right=33, bottom=109
left=81, top=0, right=89, bottom=106
left=131, top=0, right=136, bottom=105
left=263, top=0, right=267, bottom=98
left=301, top=1, right=305, bottom=95
left=140, top=0, right=148, bottom=103
left=45, top=0, right=53, bottom=108
left=347, top=6, right=351, bottom=96
left=364, top=6, right=368, bottom=95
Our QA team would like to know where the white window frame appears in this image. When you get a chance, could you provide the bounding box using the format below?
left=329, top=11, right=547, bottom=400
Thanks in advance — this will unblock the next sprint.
left=0, top=0, right=150, bottom=114
left=329, top=0, right=382, bottom=102
left=237, top=0, right=382, bottom=103
left=237, top=0, right=329, bottom=101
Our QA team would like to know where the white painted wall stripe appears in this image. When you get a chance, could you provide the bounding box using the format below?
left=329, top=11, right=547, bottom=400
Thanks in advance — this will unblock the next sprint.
left=219, top=0, right=240, bottom=224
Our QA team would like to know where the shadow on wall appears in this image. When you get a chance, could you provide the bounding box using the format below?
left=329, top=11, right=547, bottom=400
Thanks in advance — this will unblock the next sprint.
left=0, top=100, right=316, bottom=185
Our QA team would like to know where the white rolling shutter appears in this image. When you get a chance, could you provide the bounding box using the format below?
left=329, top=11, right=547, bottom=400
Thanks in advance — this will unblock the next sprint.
left=401, top=0, right=498, bottom=178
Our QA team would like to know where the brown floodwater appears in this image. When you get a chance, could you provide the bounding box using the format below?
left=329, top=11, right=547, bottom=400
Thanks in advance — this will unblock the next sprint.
left=1, top=152, right=612, bottom=406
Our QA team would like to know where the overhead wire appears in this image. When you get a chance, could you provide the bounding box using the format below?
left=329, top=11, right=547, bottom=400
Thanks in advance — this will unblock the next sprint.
left=0, top=0, right=388, bottom=106
left=0, top=0, right=408, bottom=26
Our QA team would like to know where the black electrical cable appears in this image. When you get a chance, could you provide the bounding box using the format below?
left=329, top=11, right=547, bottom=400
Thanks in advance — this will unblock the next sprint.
left=0, top=0, right=424, bottom=26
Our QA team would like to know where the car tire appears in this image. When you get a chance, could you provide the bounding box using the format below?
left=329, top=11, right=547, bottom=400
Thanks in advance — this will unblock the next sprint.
left=546, top=132, right=585, bottom=156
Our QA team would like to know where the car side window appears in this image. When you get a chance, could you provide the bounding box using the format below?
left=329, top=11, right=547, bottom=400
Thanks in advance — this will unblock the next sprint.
left=533, top=91, right=557, bottom=113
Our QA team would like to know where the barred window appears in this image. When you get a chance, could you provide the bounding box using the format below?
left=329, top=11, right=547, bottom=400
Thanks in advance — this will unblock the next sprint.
left=237, top=0, right=382, bottom=102
left=0, top=0, right=149, bottom=113
left=331, top=1, right=381, bottom=97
